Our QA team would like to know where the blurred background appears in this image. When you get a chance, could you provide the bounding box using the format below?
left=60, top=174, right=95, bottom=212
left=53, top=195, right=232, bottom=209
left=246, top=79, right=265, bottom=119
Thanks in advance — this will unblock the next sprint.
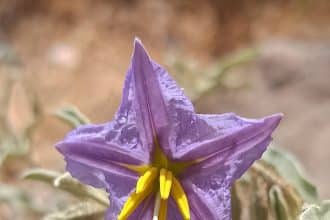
left=0, top=0, right=330, bottom=219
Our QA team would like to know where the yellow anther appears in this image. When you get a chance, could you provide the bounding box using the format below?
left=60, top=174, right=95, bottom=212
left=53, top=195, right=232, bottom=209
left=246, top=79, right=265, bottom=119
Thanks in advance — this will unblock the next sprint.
left=171, top=177, right=190, bottom=220
left=159, top=169, right=172, bottom=200
left=136, top=167, right=157, bottom=194
left=159, top=169, right=166, bottom=197
left=118, top=168, right=156, bottom=220
left=163, top=171, right=173, bottom=199
left=119, top=163, right=150, bottom=175
left=118, top=186, right=153, bottom=220
left=158, top=198, right=168, bottom=220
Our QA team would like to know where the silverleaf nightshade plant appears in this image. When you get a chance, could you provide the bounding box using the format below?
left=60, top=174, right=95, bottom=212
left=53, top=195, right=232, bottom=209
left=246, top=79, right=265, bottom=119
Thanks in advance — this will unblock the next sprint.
left=55, top=38, right=282, bottom=220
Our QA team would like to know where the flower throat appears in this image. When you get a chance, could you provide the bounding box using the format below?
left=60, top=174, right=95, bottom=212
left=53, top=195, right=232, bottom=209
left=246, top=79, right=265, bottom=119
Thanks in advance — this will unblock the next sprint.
left=118, top=142, right=191, bottom=220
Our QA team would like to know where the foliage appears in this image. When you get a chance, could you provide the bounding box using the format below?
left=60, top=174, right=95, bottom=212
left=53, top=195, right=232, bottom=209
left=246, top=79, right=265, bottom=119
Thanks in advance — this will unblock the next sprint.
left=54, top=106, right=90, bottom=128
left=263, top=146, right=318, bottom=203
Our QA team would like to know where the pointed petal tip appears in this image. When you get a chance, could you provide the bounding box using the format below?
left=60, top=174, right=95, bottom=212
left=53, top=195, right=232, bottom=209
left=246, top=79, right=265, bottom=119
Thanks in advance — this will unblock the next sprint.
left=54, top=141, right=67, bottom=154
left=132, top=37, right=150, bottom=61
left=133, top=36, right=142, bottom=45
left=264, top=113, right=283, bottom=129
left=133, top=37, right=145, bottom=52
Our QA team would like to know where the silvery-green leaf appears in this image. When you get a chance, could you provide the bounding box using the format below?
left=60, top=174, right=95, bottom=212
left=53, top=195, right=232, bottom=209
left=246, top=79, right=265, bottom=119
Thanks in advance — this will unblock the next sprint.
left=299, top=200, right=330, bottom=220
left=262, top=146, right=318, bottom=203
left=22, top=169, right=109, bottom=206
left=43, top=202, right=106, bottom=220
left=54, top=106, right=90, bottom=128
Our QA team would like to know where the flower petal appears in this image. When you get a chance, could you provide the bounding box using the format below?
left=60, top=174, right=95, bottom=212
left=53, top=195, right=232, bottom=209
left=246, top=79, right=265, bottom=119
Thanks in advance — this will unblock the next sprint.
left=167, top=198, right=187, bottom=220
left=126, top=39, right=195, bottom=157
left=179, top=138, right=272, bottom=220
left=56, top=123, right=150, bottom=218
left=105, top=195, right=154, bottom=220
left=177, top=120, right=279, bottom=220
left=57, top=123, right=150, bottom=165
left=64, top=158, right=138, bottom=219
left=172, top=113, right=282, bottom=162
left=182, top=178, right=232, bottom=220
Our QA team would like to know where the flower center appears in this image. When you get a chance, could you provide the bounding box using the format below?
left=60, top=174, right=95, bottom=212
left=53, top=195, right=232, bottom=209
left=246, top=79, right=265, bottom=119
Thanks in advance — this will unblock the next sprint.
left=117, top=146, right=191, bottom=220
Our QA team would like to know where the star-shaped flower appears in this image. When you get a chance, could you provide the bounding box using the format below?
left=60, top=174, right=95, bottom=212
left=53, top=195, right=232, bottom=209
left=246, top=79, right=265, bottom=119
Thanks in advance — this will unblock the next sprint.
left=56, top=39, right=282, bottom=220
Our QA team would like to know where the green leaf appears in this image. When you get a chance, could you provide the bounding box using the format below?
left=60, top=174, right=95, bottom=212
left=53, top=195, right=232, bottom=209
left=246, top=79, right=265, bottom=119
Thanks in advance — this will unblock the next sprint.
left=54, top=106, right=90, bottom=128
left=262, top=146, right=318, bottom=203
left=22, top=169, right=109, bottom=206
left=299, top=200, right=330, bottom=220
left=43, top=202, right=106, bottom=220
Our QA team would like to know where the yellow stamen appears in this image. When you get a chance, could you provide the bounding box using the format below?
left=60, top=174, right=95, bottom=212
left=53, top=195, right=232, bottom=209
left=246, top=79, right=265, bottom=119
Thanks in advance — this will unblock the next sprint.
left=158, top=198, right=168, bottom=220
left=118, top=163, right=150, bottom=175
left=171, top=177, right=190, bottom=220
left=159, top=169, right=172, bottom=200
left=136, top=167, right=157, bottom=193
left=117, top=145, right=195, bottom=219
left=118, top=190, right=150, bottom=220
left=159, top=169, right=166, bottom=198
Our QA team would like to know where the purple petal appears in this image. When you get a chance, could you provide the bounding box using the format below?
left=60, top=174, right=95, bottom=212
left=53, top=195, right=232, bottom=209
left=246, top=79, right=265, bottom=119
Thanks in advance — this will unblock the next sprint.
left=172, top=113, right=282, bottom=162
left=167, top=198, right=186, bottom=220
left=63, top=158, right=137, bottom=219
left=123, top=39, right=194, bottom=157
left=130, top=195, right=155, bottom=220
left=150, top=60, right=195, bottom=157
left=105, top=195, right=154, bottom=220
left=56, top=123, right=146, bottom=217
left=57, top=123, right=150, bottom=165
left=182, top=179, right=232, bottom=220
left=178, top=137, right=272, bottom=220
left=119, top=39, right=164, bottom=153
left=174, top=114, right=281, bottom=220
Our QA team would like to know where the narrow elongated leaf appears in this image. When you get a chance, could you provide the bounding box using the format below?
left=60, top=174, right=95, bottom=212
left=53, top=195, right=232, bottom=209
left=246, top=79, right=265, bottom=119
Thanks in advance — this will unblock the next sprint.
left=22, top=169, right=109, bottom=206
left=43, top=202, right=106, bottom=220
left=54, top=106, right=90, bottom=128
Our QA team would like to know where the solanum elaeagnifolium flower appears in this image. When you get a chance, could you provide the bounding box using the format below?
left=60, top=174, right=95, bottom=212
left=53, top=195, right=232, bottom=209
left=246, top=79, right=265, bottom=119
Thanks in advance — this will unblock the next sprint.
left=56, top=39, right=282, bottom=220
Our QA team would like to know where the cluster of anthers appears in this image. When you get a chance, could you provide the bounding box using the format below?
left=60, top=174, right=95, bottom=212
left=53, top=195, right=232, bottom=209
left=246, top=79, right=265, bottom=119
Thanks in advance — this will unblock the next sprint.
left=118, top=146, right=191, bottom=220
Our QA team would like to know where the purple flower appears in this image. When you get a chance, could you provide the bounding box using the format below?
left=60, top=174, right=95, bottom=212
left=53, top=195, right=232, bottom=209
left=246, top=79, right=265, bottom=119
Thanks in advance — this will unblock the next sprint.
left=56, top=38, right=282, bottom=220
